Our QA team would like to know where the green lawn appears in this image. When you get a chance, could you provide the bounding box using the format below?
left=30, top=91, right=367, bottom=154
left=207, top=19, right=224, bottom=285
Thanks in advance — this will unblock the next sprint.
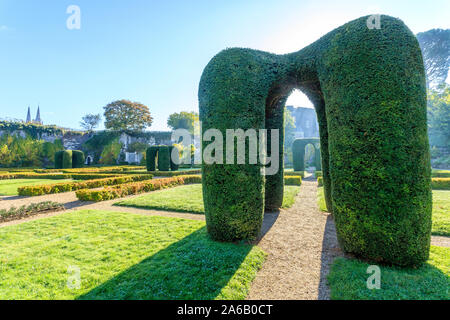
left=327, top=246, right=449, bottom=300
left=115, top=184, right=301, bottom=213
left=317, top=187, right=449, bottom=236
left=432, top=190, right=450, bottom=236
left=0, top=179, right=76, bottom=196
left=0, top=210, right=265, bottom=300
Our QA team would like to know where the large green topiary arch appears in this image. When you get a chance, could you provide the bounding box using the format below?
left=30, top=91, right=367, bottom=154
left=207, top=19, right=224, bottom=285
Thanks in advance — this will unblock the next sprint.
left=292, top=138, right=321, bottom=172
left=199, top=15, right=431, bottom=266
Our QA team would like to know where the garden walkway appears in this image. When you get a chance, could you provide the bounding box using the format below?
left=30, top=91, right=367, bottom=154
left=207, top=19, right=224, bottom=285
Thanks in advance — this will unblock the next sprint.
left=247, top=179, right=342, bottom=300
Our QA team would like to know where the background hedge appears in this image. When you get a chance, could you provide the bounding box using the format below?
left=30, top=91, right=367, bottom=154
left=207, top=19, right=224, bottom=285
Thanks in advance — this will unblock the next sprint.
left=199, top=15, right=431, bottom=266
left=157, top=146, right=170, bottom=171
left=54, top=151, right=63, bottom=169
left=72, top=150, right=85, bottom=168
left=292, top=138, right=321, bottom=172
left=169, top=146, right=179, bottom=171
left=146, top=146, right=158, bottom=171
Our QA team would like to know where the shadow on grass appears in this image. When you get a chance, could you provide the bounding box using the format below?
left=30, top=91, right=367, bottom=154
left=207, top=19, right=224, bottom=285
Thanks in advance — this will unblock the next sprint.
left=76, top=226, right=258, bottom=300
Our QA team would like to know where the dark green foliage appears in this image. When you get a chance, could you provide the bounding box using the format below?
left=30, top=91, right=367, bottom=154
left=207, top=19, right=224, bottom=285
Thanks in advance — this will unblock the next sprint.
left=157, top=146, right=170, bottom=171
left=169, top=146, right=180, bottom=171
left=55, top=150, right=73, bottom=169
left=72, top=150, right=85, bottom=168
left=292, top=139, right=321, bottom=172
left=199, top=15, right=431, bottom=266
left=54, top=151, right=63, bottom=169
left=62, top=150, right=73, bottom=169
left=146, top=146, right=158, bottom=171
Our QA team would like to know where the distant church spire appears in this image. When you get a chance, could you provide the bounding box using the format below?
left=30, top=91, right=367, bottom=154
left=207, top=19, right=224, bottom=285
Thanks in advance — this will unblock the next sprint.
left=26, top=106, right=32, bottom=123
left=35, top=106, right=42, bottom=124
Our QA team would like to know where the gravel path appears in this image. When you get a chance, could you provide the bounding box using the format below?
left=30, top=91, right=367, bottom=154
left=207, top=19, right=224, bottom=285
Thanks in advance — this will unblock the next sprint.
left=247, top=179, right=342, bottom=300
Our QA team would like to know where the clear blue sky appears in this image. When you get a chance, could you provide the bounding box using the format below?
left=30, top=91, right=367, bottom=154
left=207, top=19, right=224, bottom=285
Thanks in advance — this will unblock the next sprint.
left=0, top=0, right=448, bottom=130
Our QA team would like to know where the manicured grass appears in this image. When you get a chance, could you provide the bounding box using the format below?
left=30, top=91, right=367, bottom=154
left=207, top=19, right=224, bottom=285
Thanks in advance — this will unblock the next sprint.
left=115, top=184, right=301, bottom=213
left=317, top=186, right=327, bottom=212
left=432, top=190, right=450, bottom=236
left=327, top=246, right=449, bottom=300
left=318, top=187, right=450, bottom=236
left=0, top=179, right=76, bottom=196
left=0, top=210, right=265, bottom=300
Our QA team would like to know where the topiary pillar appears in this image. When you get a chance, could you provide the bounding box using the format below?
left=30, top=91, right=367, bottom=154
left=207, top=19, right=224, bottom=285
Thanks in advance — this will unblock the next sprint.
left=157, top=146, right=170, bottom=171
left=54, top=151, right=63, bottom=169
left=146, top=146, right=158, bottom=171
left=169, top=146, right=180, bottom=171
left=72, top=150, right=85, bottom=168
left=199, top=15, right=431, bottom=266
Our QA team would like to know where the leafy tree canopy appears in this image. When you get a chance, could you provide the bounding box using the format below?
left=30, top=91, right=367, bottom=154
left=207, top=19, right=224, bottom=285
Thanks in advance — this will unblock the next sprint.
left=417, top=29, right=450, bottom=89
left=104, top=100, right=153, bottom=131
left=167, top=111, right=199, bottom=135
left=80, top=114, right=101, bottom=132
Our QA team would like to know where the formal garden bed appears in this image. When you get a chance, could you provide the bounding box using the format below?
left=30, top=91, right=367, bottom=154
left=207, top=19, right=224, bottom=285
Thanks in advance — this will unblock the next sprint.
left=0, top=179, right=77, bottom=196
left=115, top=184, right=301, bottom=214
left=0, top=201, right=64, bottom=223
left=0, top=210, right=265, bottom=299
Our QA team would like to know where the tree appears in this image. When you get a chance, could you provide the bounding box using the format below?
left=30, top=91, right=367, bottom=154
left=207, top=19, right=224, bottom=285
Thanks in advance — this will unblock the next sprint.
left=167, top=111, right=199, bottom=135
left=417, top=29, right=450, bottom=89
left=103, top=100, right=153, bottom=131
left=428, top=84, right=450, bottom=147
left=284, top=108, right=296, bottom=163
left=80, top=114, right=101, bottom=132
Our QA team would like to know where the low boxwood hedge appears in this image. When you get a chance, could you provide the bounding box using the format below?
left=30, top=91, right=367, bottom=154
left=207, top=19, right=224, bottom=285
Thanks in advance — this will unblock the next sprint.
left=18, top=175, right=153, bottom=196
left=284, top=176, right=302, bottom=186
left=76, top=175, right=202, bottom=202
left=431, top=178, right=450, bottom=190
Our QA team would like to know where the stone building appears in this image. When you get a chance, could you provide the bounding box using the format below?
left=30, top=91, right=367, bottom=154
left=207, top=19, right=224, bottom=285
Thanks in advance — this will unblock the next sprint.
left=286, top=106, right=319, bottom=138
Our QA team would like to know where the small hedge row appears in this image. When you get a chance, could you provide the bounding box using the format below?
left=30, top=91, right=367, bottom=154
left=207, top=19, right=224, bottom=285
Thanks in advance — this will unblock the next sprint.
left=146, top=169, right=201, bottom=177
left=284, top=171, right=305, bottom=178
left=315, top=171, right=322, bottom=178
left=284, top=176, right=302, bottom=186
left=0, top=173, right=73, bottom=180
left=0, top=173, right=123, bottom=181
left=35, top=166, right=145, bottom=173
left=432, top=178, right=450, bottom=190
left=432, top=170, right=450, bottom=178
left=317, top=177, right=323, bottom=187
left=18, top=175, right=153, bottom=196
left=0, top=201, right=64, bottom=223
left=76, top=175, right=201, bottom=202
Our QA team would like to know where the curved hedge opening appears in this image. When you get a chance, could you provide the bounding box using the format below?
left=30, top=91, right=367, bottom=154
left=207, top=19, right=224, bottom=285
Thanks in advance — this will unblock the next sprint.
left=292, top=138, right=321, bottom=172
left=199, top=15, right=431, bottom=266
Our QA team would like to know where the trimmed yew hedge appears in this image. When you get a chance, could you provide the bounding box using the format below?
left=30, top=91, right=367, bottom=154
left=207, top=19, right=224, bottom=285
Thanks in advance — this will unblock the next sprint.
left=199, top=15, right=431, bottom=266
left=169, top=146, right=180, bottom=171
left=72, top=150, right=85, bottom=168
left=18, top=175, right=153, bottom=196
left=157, top=146, right=170, bottom=171
left=284, top=176, right=302, bottom=186
left=284, top=171, right=305, bottom=178
left=54, top=150, right=85, bottom=169
left=146, top=146, right=158, bottom=171
left=76, top=175, right=201, bottom=202
left=292, top=138, right=321, bottom=172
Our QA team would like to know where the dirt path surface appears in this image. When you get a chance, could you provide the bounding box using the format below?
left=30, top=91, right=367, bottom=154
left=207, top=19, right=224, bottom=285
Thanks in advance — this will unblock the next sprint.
left=247, top=179, right=342, bottom=300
